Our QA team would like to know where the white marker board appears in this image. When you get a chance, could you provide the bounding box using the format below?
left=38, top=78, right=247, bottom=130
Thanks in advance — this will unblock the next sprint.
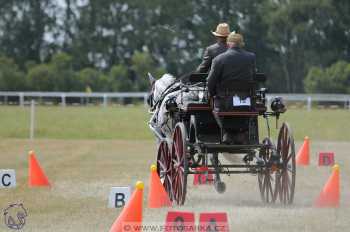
left=108, top=186, right=131, bottom=208
left=0, top=170, right=16, bottom=188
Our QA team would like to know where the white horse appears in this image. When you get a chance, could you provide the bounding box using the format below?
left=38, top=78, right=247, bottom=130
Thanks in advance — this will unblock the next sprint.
left=147, top=73, right=180, bottom=139
left=148, top=73, right=204, bottom=139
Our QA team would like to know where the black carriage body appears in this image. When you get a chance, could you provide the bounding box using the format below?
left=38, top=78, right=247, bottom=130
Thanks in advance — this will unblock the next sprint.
left=175, top=77, right=265, bottom=153
left=153, top=73, right=296, bottom=206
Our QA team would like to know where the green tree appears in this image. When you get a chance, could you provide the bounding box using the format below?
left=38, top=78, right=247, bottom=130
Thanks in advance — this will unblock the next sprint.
left=27, top=63, right=55, bottom=91
left=50, top=52, right=79, bottom=91
left=262, top=0, right=345, bottom=92
left=1, top=0, right=350, bottom=93
left=304, top=61, right=350, bottom=93
left=131, top=51, right=165, bottom=91
left=78, top=68, right=109, bottom=92
left=0, top=0, right=58, bottom=68
left=27, top=52, right=80, bottom=91
left=109, top=64, right=133, bottom=92
left=0, top=56, right=26, bottom=90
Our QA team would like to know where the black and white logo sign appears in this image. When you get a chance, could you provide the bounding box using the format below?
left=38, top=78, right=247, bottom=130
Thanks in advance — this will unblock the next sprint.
left=3, top=203, right=28, bottom=230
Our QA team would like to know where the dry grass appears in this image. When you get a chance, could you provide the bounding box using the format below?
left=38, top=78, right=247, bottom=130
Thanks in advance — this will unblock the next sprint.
left=0, top=139, right=349, bottom=231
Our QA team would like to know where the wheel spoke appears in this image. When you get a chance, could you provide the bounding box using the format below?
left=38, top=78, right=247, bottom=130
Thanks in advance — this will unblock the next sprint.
left=264, top=172, right=269, bottom=202
left=273, top=172, right=280, bottom=201
left=174, top=141, right=180, bottom=157
left=268, top=176, right=274, bottom=199
left=267, top=175, right=272, bottom=202
left=158, top=160, right=167, bottom=172
left=287, top=164, right=294, bottom=173
left=286, top=152, right=292, bottom=164
left=179, top=166, right=184, bottom=173
left=285, top=171, right=290, bottom=202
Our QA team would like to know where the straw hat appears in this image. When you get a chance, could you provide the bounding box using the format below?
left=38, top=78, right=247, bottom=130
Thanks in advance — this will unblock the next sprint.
left=211, top=23, right=230, bottom=37
left=227, top=32, right=245, bottom=48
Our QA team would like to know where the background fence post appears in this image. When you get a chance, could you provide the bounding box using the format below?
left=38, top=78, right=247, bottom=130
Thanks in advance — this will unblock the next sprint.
left=61, top=94, right=66, bottom=107
left=103, top=94, right=108, bottom=107
left=19, top=92, right=24, bottom=107
left=144, top=94, right=148, bottom=107
left=307, top=96, right=312, bottom=111
left=30, top=100, right=35, bottom=140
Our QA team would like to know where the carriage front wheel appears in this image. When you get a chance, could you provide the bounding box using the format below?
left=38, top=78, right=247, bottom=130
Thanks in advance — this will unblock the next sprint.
left=258, top=137, right=278, bottom=203
left=171, top=122, right=188, bottom=205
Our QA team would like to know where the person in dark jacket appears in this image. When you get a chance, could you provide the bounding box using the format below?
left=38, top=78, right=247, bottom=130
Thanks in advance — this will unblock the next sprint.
left=207, top=32, right=256, bottom=97
left=207, top=32, right=256, bottom=144
left=196, top=23, right=231, bottom=73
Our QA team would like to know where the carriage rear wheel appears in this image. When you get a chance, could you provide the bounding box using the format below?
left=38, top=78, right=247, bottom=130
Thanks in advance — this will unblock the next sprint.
left=171, top=122, right=188, bottom=205
left=258, top=137, right=278, bottom=203
left=157, top=140, right=173, bottom=201
left=276, top=122, right=296, bottom=204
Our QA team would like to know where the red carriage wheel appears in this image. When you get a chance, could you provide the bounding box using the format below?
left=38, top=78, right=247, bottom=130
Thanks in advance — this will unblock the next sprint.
left=157, top=140, right=173, bottom=201
left=258, top=137, right=278, bottom=203
left=171, top=122, right=188, bottom=205
left=276, top=122, right=296, bottom=204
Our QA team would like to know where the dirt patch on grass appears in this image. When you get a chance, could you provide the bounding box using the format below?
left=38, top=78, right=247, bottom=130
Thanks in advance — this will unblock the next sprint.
left=0, top=139, right=349, bottom=231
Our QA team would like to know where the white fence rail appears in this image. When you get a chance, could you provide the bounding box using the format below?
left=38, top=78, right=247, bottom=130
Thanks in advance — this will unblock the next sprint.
left=0, top=92, right=350, bottom=110
left=0, top=91, right=149, bottom=107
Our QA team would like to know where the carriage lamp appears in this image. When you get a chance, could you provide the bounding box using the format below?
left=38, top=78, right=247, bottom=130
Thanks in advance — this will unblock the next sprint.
left=271, top=97, right=286, bottom=113
left=271, top=97, right=286, bottom=129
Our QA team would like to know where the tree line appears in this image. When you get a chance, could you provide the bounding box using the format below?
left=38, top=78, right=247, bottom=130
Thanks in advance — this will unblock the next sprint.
left=0, top=51, right=164, bottom=92
left=0, top=0, right=349, bottom=93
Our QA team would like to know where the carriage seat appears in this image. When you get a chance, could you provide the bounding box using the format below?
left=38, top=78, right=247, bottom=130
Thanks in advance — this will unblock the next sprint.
left=212, top=80, right=260, bottom=116
left=211, top=79, right=262, bottom=144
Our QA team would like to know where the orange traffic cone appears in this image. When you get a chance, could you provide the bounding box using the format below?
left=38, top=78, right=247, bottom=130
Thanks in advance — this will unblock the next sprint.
left=109, top=181, right=144, bottom=232
left=296, top=136, right=310, bottom=165
left=314, top=164, right=340, bottom=208
left=28, top=151, right=51, bottom=187
left=148, top=164, right=172, bottom=208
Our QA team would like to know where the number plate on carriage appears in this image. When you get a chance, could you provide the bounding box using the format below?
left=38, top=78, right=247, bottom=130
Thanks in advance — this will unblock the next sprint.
left=233, top=95, right=251, bottom=106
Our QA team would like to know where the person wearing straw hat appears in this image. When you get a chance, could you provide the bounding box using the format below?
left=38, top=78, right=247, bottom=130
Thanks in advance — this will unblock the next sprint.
left=196, top=23, right=231, bottom=73
left=207, top=32, right=255, bottom=97
left=207, top=32, right=256, bottom=144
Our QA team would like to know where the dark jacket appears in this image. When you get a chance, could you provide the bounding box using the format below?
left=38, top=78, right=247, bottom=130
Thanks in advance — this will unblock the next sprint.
left=207, top=47, right=256, bottom=96
left=196, top=42, right=228, bottom=73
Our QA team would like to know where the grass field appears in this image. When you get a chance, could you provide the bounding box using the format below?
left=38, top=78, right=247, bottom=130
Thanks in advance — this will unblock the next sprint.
left=0, top=105, right=350, bottom=141
left=0, top=106, right=349, bottom=231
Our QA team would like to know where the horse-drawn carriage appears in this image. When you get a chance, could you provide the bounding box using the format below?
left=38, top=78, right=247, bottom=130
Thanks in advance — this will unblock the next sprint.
left=148, top=72, right=296, bottom=205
